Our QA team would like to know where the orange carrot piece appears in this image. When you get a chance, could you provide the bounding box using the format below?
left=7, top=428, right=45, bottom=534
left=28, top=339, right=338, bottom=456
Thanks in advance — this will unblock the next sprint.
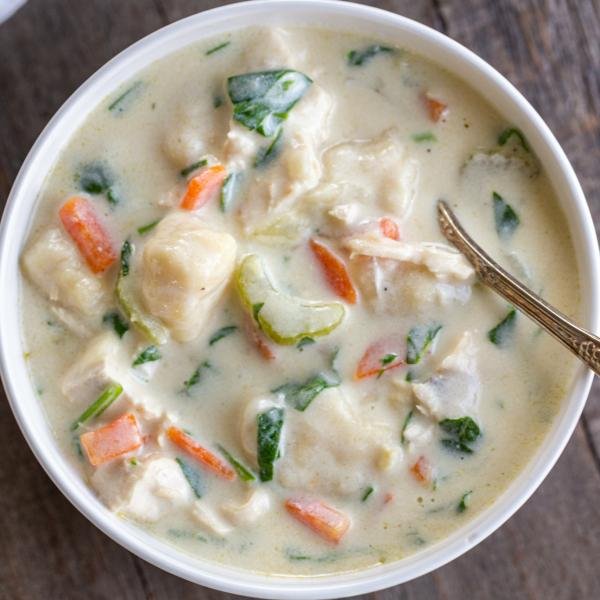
left=380, top=217, right=400, bottom=241
left=59, top=196, right=117, bottom=274
left=285, top=497, right=350, bottom=544
left=309, top=239, right=357, bottom=304
left=422, top=92, right=448, bottom=122
left=355, top=336, right=405, bottom=380
left=242, top=313, right=276, bottom=360
left=410, top=455, right=432, bottom=485
left=80, top=413, right=142, bottom=467
left=180, top=165, right=227, bottom=211
left=383, top=492, right=395, bottom=504
left=167, top=426, right=235, bottom=481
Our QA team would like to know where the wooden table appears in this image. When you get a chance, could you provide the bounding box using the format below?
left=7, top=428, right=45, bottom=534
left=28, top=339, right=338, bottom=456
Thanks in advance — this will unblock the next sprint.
left=1, top=1, right=599, bottom=598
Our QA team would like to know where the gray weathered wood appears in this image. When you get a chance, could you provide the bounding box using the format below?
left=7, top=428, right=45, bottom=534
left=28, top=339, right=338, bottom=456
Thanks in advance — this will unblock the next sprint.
left=0, top=1, right=599, bottom=599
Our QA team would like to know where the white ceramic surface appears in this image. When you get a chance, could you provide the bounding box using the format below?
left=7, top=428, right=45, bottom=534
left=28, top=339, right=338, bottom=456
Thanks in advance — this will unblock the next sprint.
left=0, top=2, right=598, bottom=598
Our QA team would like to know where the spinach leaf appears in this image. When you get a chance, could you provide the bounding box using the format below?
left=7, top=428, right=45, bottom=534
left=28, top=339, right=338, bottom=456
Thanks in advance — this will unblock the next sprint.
left=205, top=41, right=230, bottom=56
left=493, top=192, right=520, bottom=238
left=257, top=407, right=284, bottom=481
left=488, top=308, right=517, bottom=347
left=70, top=383, right=123, bottom=431
left=119, top=239, right=132, bottom=277
left=77, top=163, right=119, bottom=205
left=254, top=129, right=283, bottom=168
left=132, top=345, right=161, bottom=366
left=102, top=311, right=129, bottom=338
left=137, top=219, right=161, bottom=235
left=176, top=457, right=204, bottom=498
left=412, top=131, right=437, bottom=143
left=406, top=323, right=442, bottom=364
left=273, top=350, right=341, bottom=411
left=108, top=80, right=143, bottom=114
left=216, top=444, right=256, bottom=481
left=180, top=159, right=208, bottom=178
left=361, top=486, right=374, bottom=502
left=183, top=360, right=212, bottom=394
left=347, top=44, right=394, bottom=66
left=439, top=416, right=481, bottom=454
left=220, top=172, right=239, bottom=212
left=458, top=490, right=472, bottom=513
left=498, top=127, right=530, bottom=152
left=400, top=409, right=413, bottom=444
left=209, top=325, right=237, bottom=346
left=227, top=69, right=312, bottom=137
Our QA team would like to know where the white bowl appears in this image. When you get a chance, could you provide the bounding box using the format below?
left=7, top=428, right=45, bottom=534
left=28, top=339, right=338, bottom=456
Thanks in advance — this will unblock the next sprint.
left=0, top=1, right=598, bottom=598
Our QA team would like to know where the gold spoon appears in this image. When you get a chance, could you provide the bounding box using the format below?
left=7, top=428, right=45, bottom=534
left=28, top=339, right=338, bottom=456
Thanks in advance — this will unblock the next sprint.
left=437, top=200, right=600, bottom=376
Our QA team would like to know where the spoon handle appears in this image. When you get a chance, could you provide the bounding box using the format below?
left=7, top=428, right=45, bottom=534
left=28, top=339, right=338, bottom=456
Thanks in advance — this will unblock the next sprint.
left=437, top=200, right=600, bottom=376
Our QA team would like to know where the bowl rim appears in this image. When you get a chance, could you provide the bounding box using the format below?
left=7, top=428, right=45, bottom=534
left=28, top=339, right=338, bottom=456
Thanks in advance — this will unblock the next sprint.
left=0, top=1, right=598, bottom=598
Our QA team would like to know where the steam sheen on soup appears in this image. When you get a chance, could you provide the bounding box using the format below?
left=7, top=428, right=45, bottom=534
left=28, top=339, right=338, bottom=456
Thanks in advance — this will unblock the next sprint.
left=20, top=27, right=580, bottom=575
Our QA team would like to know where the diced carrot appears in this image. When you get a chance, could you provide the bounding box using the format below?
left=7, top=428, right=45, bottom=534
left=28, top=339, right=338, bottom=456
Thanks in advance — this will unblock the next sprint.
left=80, top=413, right=142, bottom=467
left=167, top=426, right=235, bottom=481
left=410, top=455, right=432, bottom=485
left=422, top=92, right=448, bottom=122
left=242, top=313, right=276, bottom=360
left=59, top=196, right=117, bottom=274
left=380, top=217, right=400, bottom=241
left=180, top=164, right=227, bottom=211
left=285, top=497, right=350, bottom=544
left=355, top=335, right=405, bottom=380
left=309, top=239, right=357, bottom=304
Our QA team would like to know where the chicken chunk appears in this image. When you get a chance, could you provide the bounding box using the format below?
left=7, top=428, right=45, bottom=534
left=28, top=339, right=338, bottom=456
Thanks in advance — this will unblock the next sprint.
left=92, top=455, right=193, bottom=522
left=277, top=387, right=401, bottom=497
left=222, top=488, right=271, bottom=526
left=411, top=332, right=480, bottom=420
left=192, top=500, right=233, bottom=537
left=22, top=228, right=108, bottom=330
left=61, top=332, right=127, bottom=406
left=141, top=213, right=237, bottom=342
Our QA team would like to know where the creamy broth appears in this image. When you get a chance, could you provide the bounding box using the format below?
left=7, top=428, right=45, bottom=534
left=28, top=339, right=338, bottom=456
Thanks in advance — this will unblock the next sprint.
left=20, top=27, right=580, bottom=575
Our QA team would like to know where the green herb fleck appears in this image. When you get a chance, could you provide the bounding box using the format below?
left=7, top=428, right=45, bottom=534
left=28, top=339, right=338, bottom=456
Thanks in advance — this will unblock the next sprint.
left=213, top=95, right=224, bottom=108
left=102, top=311, right=129, bottom=338
left=498, top=127, right=530, bottom=152
left=77, top=162, right=119, bottom=205
left=216, top=445, right=256, bottom=481
left=493, top=191, right=520, bottom=238
left=205, top=41, right=230, bottom=55
left=183, top=361, right=212, bottom=394
left=439, top=416, right=481, bottom=454
left=176, top=457, right=204, bottom=498
left=108, top=80, right=143, bottom=114
left=70, top=383, right=123, bottom=431
left=209, top=325, right=237, bottom=346
left=137, top=219, right=160, bottom=235
left=254, top=128, right=283, bottom=168
left=488, top=308, right=517, bottom=347
left=252, top=302, right=264, bottom=321
left=412, top=131, right=437, bottom=143
left=347, top=44, right=394, bottom=66
left=132, top=345, right=161, bottom=366
left=220, top=172, right=239, bottom=212
left=401, top=409, right=413, bottom=444
left=227, top=69, right=312, bottom=137
left=458, top=490, right=472, bottom=513
left=180, top=159, right=208, bottom=178
left=361, top=486, right=374, bottom=502
left=129, top=457, right=138, bottom=466
left=257, top=407, right=284, bottom=481
left=119, top=239, right=132, bottom=277
left=297, top=337, right=316, bottom=351
left=407, top=323, right=442, bottom=364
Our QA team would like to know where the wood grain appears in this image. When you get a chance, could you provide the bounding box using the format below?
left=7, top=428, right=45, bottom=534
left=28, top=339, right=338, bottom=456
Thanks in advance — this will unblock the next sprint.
left=0, top=1, right=598, bottom=599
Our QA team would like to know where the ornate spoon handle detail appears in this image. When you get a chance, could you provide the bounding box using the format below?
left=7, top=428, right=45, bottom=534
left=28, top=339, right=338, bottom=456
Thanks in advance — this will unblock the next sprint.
left=437, top=200, right=600, bottom=376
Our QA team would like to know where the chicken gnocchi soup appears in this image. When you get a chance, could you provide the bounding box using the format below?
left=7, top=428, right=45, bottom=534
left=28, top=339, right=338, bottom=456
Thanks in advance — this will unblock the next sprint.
left=20, top=27, right=580, bottom=575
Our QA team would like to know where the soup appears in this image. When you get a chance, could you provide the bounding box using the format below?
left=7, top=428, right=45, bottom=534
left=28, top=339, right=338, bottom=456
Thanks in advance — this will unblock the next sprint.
left=20, top=26, right=580, bottom=575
